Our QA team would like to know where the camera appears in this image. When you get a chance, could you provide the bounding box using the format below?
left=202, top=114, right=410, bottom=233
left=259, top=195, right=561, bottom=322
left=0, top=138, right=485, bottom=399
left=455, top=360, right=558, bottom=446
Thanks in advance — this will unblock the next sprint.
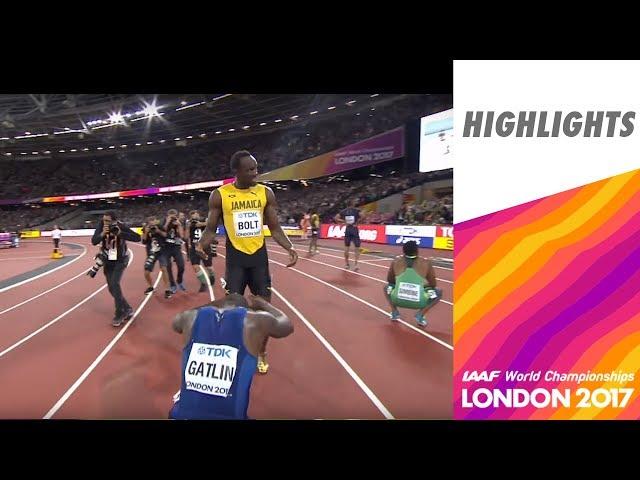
left=87, top=251, right=107, bottom=278
left=144, top=252, right=157, bottom=270
left=109, top=224, right=120, bottom=236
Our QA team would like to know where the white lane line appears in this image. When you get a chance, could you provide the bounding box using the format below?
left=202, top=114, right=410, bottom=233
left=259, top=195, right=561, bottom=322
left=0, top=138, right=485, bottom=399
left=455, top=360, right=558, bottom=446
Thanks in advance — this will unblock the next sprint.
left=305, top=249, right=453, bottom=284
left=265, top=247, right=453, bottom=306
left=315, top=245, right=389, bottom=260
left=200, top=264, right=215, bottom=302
left=0, top=285, right=108, bottom=359
left=273, top=241, right=456, bottom=270
left=0, top=251, right=134, bottom=359
left=0, top=268, right=92, bottom=317
left=354, top=257, right=391, bottom=263
left=0, top=242, right=88, bottom=293
left=317, top=244, right=454, bottom=265
left=269, top=247, right=455, bottom=293
left=0, top=256, right=56, bottom=261
left=271, top=286, right=394, bottom=419
left=434, top=266, right=453, bottom=271
left=219, top=248, right=453, bottom=350
left=315, top=245, right=454, bottom=271
left=44, top=270, right=163, bottom=419
left=131, top=243, right=213, bottom=300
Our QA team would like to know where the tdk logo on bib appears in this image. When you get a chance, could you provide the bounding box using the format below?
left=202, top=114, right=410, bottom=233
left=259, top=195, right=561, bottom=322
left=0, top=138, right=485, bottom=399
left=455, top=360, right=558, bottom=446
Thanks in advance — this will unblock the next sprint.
left=204, top=347, right=232, bottom=358
left=196, top=345, right=232, bottom=358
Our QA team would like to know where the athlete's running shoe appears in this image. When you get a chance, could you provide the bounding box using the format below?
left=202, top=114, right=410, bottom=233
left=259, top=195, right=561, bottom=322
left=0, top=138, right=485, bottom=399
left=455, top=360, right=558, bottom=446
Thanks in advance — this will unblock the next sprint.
left=257, top=355, right=269, bottom=374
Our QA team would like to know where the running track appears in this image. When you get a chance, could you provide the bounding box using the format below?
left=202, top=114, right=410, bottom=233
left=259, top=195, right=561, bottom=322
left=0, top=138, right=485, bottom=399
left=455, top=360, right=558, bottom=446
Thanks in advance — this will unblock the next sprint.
left=0, top=237, right=452, bottom=419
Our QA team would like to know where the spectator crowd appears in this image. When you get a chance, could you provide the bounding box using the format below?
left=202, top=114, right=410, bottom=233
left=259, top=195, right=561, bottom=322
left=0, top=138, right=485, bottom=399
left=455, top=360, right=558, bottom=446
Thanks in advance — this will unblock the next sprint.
left=0, top=95, right=450, bottom=200
left=0, top=94, right=455, bottom=232
left=0, top=205, right=73, bottom=232
left=1, top=166, right=453, bottom=232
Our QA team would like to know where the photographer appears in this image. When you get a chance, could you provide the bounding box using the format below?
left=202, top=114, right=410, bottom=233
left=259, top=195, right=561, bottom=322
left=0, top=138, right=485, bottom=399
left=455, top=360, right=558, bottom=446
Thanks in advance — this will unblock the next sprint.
left=178, top=211, right=189, bottom=246
left=187, top=210, right=216, bottom=293
left=159, top=208, right=186, bottom=299
left=91, top=211, right=141, bottom=327
left=141, top=216, right=166, bottom=295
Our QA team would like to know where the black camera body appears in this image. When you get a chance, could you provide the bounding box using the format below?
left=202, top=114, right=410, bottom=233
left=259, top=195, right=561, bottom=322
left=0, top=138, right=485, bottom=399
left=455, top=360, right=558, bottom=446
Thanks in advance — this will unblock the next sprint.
left=109, top=223, right=121, bottom=236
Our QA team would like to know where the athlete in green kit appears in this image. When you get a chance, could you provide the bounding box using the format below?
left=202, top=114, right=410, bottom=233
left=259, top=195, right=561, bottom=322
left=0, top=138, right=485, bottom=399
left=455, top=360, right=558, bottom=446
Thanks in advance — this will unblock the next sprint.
left=384, top=240, right=442, bottom=327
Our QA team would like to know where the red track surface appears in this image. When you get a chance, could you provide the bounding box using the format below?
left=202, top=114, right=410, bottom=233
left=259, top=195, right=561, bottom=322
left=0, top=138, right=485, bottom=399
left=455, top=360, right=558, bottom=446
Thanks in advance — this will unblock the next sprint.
left=0, top=237, right=452, bottom=419
left=0, top=241, right=76, bottom=282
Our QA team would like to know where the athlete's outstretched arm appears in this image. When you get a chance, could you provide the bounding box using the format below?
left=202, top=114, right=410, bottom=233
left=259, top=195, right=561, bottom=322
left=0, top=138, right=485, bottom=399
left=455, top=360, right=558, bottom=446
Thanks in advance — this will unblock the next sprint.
left=196, top=189, right=222, bottom=258
left=264, top=187, right=297, bottom=267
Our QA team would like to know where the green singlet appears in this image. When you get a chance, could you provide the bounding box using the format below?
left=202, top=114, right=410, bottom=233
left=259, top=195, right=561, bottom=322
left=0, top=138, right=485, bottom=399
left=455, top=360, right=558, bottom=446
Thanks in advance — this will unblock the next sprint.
left=389, top=256, right=440, bottom=309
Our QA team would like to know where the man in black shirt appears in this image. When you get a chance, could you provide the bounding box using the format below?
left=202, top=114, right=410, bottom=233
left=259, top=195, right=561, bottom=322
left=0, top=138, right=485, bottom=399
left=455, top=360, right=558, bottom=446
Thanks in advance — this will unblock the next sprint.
left=186, top=210, right=216, bottom=293
left=91, top=211, right=141, bottom=327
left=334, top=199, right=362, bottom=271
left=141, top=215, right=164, bottom=295
left=159, top=208, right=186, bottom=299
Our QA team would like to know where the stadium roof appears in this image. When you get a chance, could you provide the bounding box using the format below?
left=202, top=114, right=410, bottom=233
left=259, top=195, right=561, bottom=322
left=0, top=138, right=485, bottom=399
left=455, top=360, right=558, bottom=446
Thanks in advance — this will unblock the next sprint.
left=0, top=93, right=418, bottom=159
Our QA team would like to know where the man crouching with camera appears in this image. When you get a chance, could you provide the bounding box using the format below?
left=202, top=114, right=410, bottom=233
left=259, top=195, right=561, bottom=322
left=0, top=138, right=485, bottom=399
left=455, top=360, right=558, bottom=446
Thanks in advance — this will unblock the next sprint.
left=90, top=211, right=141, bottom=327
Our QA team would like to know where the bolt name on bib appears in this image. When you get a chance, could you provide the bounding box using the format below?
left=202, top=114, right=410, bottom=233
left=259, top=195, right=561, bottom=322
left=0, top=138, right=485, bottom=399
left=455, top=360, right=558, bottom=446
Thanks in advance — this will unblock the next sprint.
left=233, top=210, right=263, bottom=238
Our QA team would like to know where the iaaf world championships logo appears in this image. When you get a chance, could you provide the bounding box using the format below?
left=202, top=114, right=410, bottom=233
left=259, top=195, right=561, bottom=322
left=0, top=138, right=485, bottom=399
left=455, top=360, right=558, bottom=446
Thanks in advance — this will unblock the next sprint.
left=459, top=369, right=636, bottom=410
